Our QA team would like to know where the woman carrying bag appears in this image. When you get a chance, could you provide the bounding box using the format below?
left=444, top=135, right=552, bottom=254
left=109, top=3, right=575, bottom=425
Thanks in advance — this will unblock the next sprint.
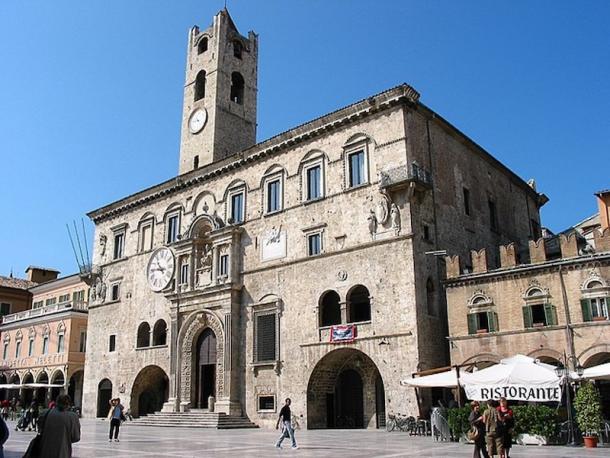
left=468, top=401, right=489, bottom=458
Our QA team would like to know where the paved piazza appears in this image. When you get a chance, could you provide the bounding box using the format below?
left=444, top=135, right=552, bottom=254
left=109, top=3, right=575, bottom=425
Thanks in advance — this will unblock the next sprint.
left=2, top=419, right=608, bottom=457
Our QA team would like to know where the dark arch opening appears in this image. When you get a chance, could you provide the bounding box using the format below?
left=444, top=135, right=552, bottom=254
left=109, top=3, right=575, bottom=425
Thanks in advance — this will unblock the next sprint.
left=230, top=72, right=244, bottom=105
left=8, top=374, right=20, bottom=403
left=137, top=322, right=151, bottom=348
left=22, top=373, right=34, bottom=406
left=197, top=37, right=208, bottom=54
left=194, top=70, right=206, bottom=101
left=50, top=371, right=65, bottom=402
left=152, top=320, right=167, bottom=346
left=347, top=285, right=371, bottom=323
left=320, top=291, right=341, bottom=327
left=195, top=328, right=217, bottom=409
left=97, top=379, right=113, bottom=418
left=36, top=372, right=49, bottom=405
left=130, top=365, right=169, bottom=417
left=68, top=370, right=84, bottom=409
left=307, top=348, right=384, bottom=430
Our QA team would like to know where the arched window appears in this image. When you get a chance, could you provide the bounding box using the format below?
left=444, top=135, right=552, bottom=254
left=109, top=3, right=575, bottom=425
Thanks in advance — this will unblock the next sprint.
left=581, top=278, right=609, bottom=321
left=426, top=278, right=437, bottom=316
left=230, top=72, right=244, bottom=105
left=152, top=319, right=167, bottom=346
left=194, top=70, right=206, bottom=101
left=348, top=285, right=371, bottom=323
left=136, top=322, right=150, bottom=348
left=319, top=291, right=341, bottom=327
left=233, top=40, right=243, bottom=59
left=197, top=37, right=208, bottom=54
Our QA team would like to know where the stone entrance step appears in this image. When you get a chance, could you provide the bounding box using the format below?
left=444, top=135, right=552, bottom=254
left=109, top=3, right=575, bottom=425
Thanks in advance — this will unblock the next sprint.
left=130, top=411, right=258, bottom=429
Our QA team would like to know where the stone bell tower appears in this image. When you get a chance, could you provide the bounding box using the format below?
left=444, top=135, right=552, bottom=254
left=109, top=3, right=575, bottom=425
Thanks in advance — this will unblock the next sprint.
left=179, top=9, right=258, bottom=175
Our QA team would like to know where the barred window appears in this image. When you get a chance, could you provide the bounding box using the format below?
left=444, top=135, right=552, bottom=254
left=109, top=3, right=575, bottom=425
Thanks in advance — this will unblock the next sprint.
left=255, top=313, right=277, bottom=363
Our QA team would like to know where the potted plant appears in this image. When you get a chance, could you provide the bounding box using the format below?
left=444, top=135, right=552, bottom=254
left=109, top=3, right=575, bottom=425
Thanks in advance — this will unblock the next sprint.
left=573, top=381, right=603, bottom=448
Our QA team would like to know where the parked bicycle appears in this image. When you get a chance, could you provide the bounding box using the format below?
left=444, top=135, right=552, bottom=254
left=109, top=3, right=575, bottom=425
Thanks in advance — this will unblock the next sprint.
left=386, top=413, right=416, bottom=433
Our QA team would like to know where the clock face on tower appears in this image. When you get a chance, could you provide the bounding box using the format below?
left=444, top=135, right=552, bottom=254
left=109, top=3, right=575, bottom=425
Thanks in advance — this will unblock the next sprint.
left=147, top=247, right=175, bottom=292
left=188, top=108, right=207, bottom=134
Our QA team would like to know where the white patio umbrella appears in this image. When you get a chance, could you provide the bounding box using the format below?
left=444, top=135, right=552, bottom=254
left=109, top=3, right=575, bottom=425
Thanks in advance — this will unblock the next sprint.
left=576, top=362, right=610, bottom=381
left=400, top=368, right=462, bottom=388
left=462, top=355, right=561, bottom=402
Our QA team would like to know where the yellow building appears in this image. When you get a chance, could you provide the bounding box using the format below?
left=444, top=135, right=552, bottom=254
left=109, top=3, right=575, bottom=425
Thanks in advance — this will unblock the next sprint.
left=0, top=273, right=89, bottom=408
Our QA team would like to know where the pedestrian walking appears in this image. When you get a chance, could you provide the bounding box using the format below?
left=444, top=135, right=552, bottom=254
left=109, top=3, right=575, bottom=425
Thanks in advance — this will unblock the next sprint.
left=36, top=394, right=80, bottom=458
left=497, top=397, right=514, bottom=458
left=107, top=398, right=125, bottom=442
left=0, top=413, right=9, bottom=458
left=468, top=401, right=489, bottom=458
left=483, top=400, right=503, bottom=458
left=275, top=398, right=298, bottom=450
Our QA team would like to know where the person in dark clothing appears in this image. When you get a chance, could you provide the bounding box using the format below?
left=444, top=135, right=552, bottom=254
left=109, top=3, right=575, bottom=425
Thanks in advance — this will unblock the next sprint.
left=469, top=401, right=489, bottom=458
left=275, top=398, right=297, bottom=449
left=107, top=398, right=125, bottom=442
left=497, top=397, right=514, bottom=458
left=0, top=414, right=9, bottom=458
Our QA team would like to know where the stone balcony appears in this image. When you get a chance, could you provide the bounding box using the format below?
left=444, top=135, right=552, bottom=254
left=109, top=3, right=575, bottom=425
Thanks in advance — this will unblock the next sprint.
left=1, top=301, right=88, bottom=325
left=379, top=163, right=432, bottom=192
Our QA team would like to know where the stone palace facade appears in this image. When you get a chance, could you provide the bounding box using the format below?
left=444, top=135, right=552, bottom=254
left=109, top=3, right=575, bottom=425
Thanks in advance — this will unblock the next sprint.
left=82, top=9, right=546, bottom=428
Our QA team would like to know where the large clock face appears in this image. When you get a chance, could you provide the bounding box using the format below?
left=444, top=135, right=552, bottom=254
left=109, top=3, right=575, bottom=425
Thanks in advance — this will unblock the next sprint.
left=188, top=108, right=207, bottom=134
left=147, top=247, right=175, bottom=292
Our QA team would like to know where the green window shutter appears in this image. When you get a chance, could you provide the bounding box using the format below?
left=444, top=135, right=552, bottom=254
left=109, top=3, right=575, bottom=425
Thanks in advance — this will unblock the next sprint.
left=580, top=299, right=592, bottom=322
left=522, top=306, right=533, bottom=328
left=487, top=311, right=498, bottom=332
left=467, top=313, right=477, bottom=335
left=544, top=303, right=557, bottom=326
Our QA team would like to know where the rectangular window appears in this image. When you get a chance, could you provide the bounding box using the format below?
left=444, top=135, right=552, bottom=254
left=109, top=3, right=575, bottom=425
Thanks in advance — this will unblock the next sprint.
left=45, top=297, right=57, bottom=306
left=463, top=188, right=471, bottom=216
left=28, top=339, right=34, bottom=357
left=111, top=284, right=120, bottom=302
left=307, top=233, right=321, bottom=256
left=255, top=313, right=277, bottom=363
left=230, top=192, right=244, bottom=224
left=306, top=165, right=322, bottom=200
left=109, top=335, right=116, bottom=352
left=423, top=225, right=431, bottom=241
left=179, top=261, right=189, bottom=285
left=33, top=301, right=43, bottom=309
left=79, top=331, right=87, bottom=353
left=523, top=304, right=556, bottom=328
left=58, top=294, right=70, bottom=304
left=266, top=179, right=281, bottom=213
left=113, top=232, right=125, bottom=259
left=582, top=298, right=609, bottom=321
left=72, top=290, right=85, bottom=305
left=258, top=395, right=276, bottom=412
left=2, top=344, right=7, bottom=360
left=0, top=303, right=10, bottom=316
left=467, top=311, right=498, bottom=335
left=15, top=341, right=21, bottom=358
left=219, top=254, right=229, bottom=277
left=57, top=334, right=65, bottom=353
left=348, top=150, right=366, bottom=187
left=42, top=336, right=49, bottom=355
left=140, top=223, right=153, bottom=252
left=166, top=214, right=179, bottom=244
left=488, top=200, right=498, bottom=231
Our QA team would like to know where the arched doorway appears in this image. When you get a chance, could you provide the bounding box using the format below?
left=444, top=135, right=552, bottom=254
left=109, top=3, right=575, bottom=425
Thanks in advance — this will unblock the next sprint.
left=50, top=371, right=65, bottom=402
left=195, top=328, right=216, bottom=409
left=97, top=379, right=113, bottom=417
left=130, top=365, right=169, bottom=417
left=35, top=372, right=49, bottom=405
left=22, top=373, right=34, bottom=406
left=584, top=352, right=610, bottom=418
left=68, top=370, right=84, bottom=409
left=307, top=348, right=385, bottom=429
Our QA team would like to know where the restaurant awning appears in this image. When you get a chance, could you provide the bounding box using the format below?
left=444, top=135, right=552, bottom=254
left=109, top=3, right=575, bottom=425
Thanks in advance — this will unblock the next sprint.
left=0, top=383, right=64, bottom=389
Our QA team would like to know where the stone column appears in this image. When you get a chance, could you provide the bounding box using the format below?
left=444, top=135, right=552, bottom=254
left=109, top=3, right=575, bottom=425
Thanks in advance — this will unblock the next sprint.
left=340, top=301, right=348, bottom=324
left=212, top=245, right=219, bottom=284
left=162, top=309, right=180, bottom=412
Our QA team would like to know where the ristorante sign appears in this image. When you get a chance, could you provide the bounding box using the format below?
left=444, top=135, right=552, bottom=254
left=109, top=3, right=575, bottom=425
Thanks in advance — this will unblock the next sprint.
left=464, top=384, right=562, bottom=402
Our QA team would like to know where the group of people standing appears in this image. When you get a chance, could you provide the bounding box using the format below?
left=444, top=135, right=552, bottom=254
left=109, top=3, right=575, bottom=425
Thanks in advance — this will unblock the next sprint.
left=469, top=397, right=514, bottom=458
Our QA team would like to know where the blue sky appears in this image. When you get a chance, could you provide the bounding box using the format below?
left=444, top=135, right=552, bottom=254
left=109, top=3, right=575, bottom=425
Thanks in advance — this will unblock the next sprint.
left=0, top=0, right=608, bottom=278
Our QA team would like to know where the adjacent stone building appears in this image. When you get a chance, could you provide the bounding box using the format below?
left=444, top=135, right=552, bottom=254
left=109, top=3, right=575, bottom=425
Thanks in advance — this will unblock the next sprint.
left=0, top=267, right=60, bottom=319
left=0, top=272, right=89, bottom=408
left=445, top=194, right=610, bottom=415
left=82, top=9, right=546, bottom=428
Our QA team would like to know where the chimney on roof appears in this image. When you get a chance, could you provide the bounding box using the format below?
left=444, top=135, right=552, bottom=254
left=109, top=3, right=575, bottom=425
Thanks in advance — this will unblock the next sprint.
left=25, top=267, right=59, bottom=284
left=596, top=190, right=610, bottom=232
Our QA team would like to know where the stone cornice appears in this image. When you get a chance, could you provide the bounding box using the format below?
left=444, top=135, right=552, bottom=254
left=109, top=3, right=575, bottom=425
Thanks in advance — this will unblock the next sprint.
left=444, top=252, right=610, bottom=288
left=87, top=84, right=420, bottom=224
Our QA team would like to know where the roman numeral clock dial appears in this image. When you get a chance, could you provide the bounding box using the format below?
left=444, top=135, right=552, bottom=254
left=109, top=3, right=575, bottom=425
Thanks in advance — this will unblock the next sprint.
left=147, top=247, right=176, bottom=292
